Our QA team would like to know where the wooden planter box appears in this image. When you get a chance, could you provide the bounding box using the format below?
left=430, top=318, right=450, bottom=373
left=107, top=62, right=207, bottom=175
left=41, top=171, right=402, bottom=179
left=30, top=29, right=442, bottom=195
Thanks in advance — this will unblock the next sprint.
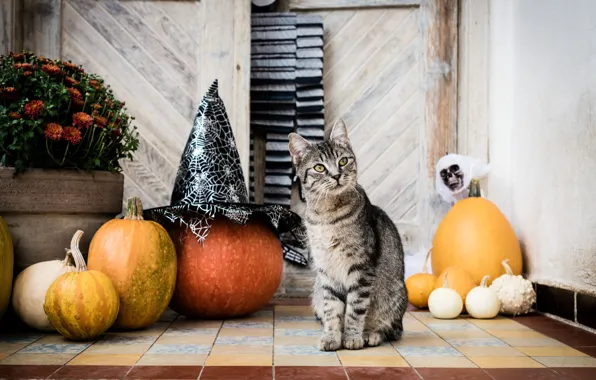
left=0, top=168, right=124, bottom=274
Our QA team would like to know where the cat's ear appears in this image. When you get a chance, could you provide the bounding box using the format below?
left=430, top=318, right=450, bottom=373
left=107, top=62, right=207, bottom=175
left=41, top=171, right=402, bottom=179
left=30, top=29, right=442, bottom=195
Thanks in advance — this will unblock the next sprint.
left=288, top=133, right=311, bottom=165
left=330, top=118, right=350, bottom=146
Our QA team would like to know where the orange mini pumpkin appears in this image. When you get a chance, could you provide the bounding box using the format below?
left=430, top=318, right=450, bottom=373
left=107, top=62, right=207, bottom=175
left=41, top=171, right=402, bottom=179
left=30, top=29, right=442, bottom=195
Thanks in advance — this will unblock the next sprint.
left=434, top=266, right=476, bottom=304
left=405, top=249, right=437, bottom=309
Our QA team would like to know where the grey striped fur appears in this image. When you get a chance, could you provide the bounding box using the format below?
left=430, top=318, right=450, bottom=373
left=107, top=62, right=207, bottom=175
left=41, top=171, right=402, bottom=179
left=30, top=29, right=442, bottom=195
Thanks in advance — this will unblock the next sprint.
left=288, top=119, right=408, bottom=351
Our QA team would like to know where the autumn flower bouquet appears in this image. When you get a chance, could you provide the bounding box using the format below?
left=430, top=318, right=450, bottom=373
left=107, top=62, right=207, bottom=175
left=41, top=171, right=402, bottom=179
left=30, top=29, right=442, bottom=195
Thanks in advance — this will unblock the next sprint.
left=0, top=51, right=139, bottom=173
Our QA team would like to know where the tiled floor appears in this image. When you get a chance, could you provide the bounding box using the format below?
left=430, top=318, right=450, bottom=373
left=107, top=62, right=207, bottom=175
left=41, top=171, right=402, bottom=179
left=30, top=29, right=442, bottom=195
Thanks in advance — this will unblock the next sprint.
left=1, top=299, right=596, bottom=379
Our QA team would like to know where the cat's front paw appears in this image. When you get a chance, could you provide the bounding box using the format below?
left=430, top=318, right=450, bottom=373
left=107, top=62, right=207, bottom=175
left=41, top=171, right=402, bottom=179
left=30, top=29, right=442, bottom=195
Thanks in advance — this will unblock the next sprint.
left=363, top=331, right=383, bottom=347
left=343, top=334, right=365, bottom=350
left=318, top=334, right=342, bottom=351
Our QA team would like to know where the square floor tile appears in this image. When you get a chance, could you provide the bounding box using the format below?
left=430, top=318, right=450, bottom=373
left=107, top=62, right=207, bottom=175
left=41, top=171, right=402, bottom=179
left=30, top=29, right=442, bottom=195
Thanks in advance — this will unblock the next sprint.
left=148, top=344, right=212, bottom=354
left=392, top=336, right=449, bottom=347
left=275, top=328, right=321, bottom=337
left=204, top=354, right=272, bottom=366
left=125, top=365, right=202, bottom=379
left=98, top=334, right=157, bottom=345
left=274, top=355, right=340, bottom=366
left=275, top=344, right=336, bottom=356
left=49, top=365, right=131, bottom=379
left=516, top=346, right=588, bottom=356
left=274, top=306, right=314, bottom=317
left=552, top=368, right=596, bottom=379
left=456, top=346, right=525, bottom=357
left=468, top=356, right=545, bottom=368
left=84, top=343, right=151, bottom=354
left=157, top=334, right=216, bottom=345
left=19, top=343, right=91, bottom=354
left=434, top=329, right=494, bottom=339
left=0, top=333, right=43, bottom=344
left=345, top=367, right=420, bottom=380
left=275, top=321, right=322, bottom=330
left=0, top=353, right=75, bottom=365
left=215, top=336, right=273, bottom=345
left=275, top=366, right=347, bottom=380
left=486, top=329, right=547, bottom=339
left=415, top=368, right=494, bottom=379
left=405, top=356, right=477, bottom=368
left=67, top=353, right=141, bottom=365
left=447, top=338, right=507, bottom=347
left=211, top=345, right=271, bottom=355
left=0, top=364, right=61, bottom=378
left=470, top=321, right=531, bottom=331
left=163, top=327, right=220, bottom=336
left=337, top=345, right=398, bottom=356
left=274, top=335, right=319, bottom=346
left=218, top=328, right=273, bottom=337
left=532, top=356, right=596, bottom=367
left=485, top=368, right=561, bottom=379
left=339, top=355, right=409, bottom=367
left=503, top=337, right=564, bottom=347
left=136, top=353, right=207, bottom=366
left=200, top=366, right=273, bottom=380
left=403, top=320, right=430, bottom=332
left=113, top=322, right=169, bottom=336
left=396, top=346, right=463, bottom=357
left=0, top=342, right=29, bottom=355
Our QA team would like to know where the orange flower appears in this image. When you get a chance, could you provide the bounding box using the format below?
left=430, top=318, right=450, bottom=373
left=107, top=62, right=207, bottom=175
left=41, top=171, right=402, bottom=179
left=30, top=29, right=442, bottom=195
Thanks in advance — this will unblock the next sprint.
left=72, top=112, right=93, bottom=129
left=88, top=79, right=102, bottom=90
left=0, top=87, right=17, bottom=97
left=92, top=103, right=102, bottom=111
left=42, top=64, right=61, bottom=76
left=10, top=52, right=25, bottom=61
left=93, top=115, right=108, bottom=128
left=65, top=76, right=79, bottom=86
left=14, top=63, right=32, bottom=70
left=67, top=87, right=82, bottom=100
left=9, top=112, right=21, bottom=120
left=63, top=61, right=78, bottom=71
left=44, top=123, right=63, bottom=141
left=63, top=126, right=82, bottom=145
left=24, top=100, right=44, bottom=119
left=23, top=71, right=33, bottom=77
left=73, top=98, right=85, bottom=109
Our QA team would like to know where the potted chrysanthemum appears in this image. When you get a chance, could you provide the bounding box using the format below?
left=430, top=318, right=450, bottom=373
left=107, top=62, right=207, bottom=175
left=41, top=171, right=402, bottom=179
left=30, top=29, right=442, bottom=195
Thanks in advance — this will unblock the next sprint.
left=0, top=51, right=140, bottom=273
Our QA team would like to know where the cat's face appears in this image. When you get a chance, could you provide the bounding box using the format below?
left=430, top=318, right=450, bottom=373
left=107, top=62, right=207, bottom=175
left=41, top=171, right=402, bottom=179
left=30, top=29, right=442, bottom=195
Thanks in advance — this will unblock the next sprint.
left=288, top=119, right=357, bottom=197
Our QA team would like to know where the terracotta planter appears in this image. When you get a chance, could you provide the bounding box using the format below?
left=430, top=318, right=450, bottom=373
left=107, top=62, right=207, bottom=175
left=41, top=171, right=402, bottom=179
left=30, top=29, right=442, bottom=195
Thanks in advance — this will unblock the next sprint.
left=0, top=167, right=123, bottom=274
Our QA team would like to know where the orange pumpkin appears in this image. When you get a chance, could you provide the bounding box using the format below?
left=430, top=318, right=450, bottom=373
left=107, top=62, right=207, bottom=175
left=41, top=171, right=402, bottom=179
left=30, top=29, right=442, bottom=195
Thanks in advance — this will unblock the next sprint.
left=434, top=266, right=476, bottom=304
left=431, top=196, right=523, bottom=286
left=44, top=230, right=119, bottom=341
left=88, top=197, right=177, bottom=330
left=405, top=249, right=437, bottom=309
left=171, top=217, right=283, bottom=319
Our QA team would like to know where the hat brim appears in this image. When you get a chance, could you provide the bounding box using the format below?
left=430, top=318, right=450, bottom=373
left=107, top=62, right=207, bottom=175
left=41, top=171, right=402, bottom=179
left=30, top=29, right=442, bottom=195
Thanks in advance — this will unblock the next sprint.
left=142, top=202, right=309, bottom=267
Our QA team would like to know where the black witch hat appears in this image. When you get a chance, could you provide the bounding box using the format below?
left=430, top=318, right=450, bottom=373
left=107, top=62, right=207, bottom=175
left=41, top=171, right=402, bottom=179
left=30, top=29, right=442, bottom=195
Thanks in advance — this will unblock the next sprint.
left=143, top=80, right=309, bottom=266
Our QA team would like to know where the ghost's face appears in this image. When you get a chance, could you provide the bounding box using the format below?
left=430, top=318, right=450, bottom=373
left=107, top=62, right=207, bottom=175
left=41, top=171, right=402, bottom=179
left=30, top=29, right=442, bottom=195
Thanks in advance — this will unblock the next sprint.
left=440, top=164, right=464, bottom=191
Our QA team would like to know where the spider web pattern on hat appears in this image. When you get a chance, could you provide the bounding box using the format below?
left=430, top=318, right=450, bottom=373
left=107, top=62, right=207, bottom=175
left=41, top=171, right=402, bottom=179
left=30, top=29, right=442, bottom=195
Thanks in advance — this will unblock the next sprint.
left=143, top=80, right=309, bottom=266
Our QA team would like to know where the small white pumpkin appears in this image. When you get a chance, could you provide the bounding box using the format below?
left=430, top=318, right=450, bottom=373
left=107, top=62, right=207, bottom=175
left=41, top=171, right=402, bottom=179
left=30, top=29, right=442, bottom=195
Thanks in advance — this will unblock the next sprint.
left=465, top=275, right=501, bottom=319
left=428, top=273, right=463, bottom=319
left=12, top=250, right=75, bottom=331
left=489, top=259, right=536, bottom=316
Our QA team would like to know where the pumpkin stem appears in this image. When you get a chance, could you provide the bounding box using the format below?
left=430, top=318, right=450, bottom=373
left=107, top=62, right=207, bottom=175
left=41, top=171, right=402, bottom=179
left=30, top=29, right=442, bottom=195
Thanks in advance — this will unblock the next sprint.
left=468, top=179, right=482, bottom=198
left=62, top=248, right=74, bottom=266
left=443, top=273, right=450, bottom=288
left=480, top=275, right=490, bottom=287
left=68, top=230, right=87, bottom=272
left=124, top=196, right=145, bottom=221
left=422, top=247, right=432, bottom=274
left=501, top=259, right=514, bottom=275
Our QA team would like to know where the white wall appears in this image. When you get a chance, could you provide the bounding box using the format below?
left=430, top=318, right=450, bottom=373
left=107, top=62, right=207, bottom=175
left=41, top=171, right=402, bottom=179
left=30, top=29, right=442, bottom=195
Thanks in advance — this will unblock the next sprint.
left=487, top=0, right=596, bottom=295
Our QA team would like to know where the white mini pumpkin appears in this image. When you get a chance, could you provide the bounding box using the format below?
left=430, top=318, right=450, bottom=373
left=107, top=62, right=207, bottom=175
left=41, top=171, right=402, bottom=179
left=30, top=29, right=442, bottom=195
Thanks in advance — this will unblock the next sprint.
left=489, top=259, right=536, bottom=316
left=428, top=274, right=463, bottom=319
left=465, top=275, right=501, bottom=319
left=12, top=250, right=75, bottom=331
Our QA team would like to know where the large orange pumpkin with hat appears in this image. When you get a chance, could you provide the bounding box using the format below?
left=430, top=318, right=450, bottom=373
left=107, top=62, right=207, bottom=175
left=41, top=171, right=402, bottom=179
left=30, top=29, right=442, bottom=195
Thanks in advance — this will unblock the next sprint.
left=142, top=80, right=308, bottom=319
left=171, top=217, right=283, bottom=319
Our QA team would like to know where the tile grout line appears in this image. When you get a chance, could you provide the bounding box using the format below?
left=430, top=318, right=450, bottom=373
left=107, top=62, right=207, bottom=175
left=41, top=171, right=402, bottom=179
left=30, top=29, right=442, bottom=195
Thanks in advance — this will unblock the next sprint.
left=196, top=314, right=225, bottom=379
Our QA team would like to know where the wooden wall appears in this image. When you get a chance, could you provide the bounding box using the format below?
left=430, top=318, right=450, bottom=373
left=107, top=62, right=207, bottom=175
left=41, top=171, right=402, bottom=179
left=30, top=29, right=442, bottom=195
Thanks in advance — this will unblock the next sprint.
left=1, top=0, right=251, bottom=210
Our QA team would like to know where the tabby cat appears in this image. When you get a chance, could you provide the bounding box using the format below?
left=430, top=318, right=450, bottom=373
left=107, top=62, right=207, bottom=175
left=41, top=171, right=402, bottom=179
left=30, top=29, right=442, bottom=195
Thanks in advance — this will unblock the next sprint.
left=288, top=119, right=408, bottom=351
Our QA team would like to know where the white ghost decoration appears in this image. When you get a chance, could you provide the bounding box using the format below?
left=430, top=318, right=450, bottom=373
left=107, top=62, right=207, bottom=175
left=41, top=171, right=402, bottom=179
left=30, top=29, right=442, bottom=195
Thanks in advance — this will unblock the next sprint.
left=436, top=154, right=491, bottom=204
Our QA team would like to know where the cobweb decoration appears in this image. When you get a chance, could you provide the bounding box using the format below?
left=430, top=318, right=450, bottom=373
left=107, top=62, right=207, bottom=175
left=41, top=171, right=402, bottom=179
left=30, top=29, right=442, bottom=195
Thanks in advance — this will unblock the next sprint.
left=143, top=79, right=309, bottom=267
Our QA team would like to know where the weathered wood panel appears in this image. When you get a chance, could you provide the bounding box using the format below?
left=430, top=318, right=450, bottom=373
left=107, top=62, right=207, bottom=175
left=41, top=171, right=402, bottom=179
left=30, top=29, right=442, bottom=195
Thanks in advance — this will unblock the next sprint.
left=276, top=0, right=458, bottom=298
left=57, top=0, right=252, bottom=210
left=21, top=0, right=62, bottom=59
left=289, top=0, right=421, bottom=10
left=0, top=0, right=22, bottom=55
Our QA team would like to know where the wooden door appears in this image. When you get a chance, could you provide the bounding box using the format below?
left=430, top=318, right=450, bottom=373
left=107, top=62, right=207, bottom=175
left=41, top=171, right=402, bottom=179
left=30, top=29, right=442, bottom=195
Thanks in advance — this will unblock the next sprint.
left=276, top=0, right=457, bottom=296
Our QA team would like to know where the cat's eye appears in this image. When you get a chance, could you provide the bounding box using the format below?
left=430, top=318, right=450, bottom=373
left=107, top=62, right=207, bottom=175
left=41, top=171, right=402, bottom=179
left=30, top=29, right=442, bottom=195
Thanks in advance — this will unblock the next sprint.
left=338, top=157, right=348, bottom=167
left=314, top=164, right=326, bottom=173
